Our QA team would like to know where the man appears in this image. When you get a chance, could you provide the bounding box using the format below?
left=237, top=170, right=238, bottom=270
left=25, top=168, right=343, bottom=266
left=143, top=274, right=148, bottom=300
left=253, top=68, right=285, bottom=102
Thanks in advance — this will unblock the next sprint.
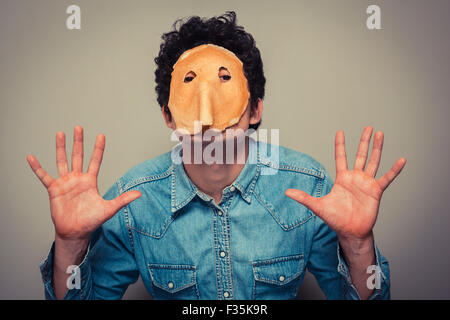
left=28, top=12, right=405, bottom=300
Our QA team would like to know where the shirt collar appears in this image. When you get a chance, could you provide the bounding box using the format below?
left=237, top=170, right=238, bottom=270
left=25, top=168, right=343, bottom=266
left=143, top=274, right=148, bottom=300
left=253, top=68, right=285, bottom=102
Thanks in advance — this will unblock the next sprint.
left=170, top=138, right=261, bottom=213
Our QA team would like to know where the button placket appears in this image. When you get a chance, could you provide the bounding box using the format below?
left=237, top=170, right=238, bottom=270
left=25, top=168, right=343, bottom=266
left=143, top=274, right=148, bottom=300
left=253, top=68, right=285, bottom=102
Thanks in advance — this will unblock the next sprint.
left=212, top=206, right=233, bottom=299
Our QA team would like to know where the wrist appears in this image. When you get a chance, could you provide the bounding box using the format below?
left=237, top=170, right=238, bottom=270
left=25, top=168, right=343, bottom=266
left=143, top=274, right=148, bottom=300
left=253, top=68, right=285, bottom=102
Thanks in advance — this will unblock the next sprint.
left=54, top=234, right=90, bottom=270
left=338, top=231, right=374, bottom=254
left=338, top=232, right=375, bottom=268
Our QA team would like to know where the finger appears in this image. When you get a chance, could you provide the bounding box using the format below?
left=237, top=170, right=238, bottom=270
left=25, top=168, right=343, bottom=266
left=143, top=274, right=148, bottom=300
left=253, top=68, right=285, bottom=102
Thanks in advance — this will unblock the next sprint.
left=55, top=131, right=69, bottom=177
left=27, top=154, right=54, bottom=188
left=104, top=191, right=142, bottom=220
left=71, top=125, right=84, bottom=173
left=285, top=189, right=322, bottom=216
left=377, top=158, right=407, bottom=191
left=365, top=131, right=384, bottom=177
left=87, top=134, right=105, bottom=177
left=353, top=126, right=373, bottom=170
left=335, top=130, right=348, bottom=173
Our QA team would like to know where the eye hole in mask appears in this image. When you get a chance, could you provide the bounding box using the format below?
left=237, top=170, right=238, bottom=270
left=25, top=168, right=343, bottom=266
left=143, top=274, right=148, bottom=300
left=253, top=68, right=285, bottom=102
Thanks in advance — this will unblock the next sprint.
left=184, top=71, right=196, bottom=83
left=183, top=67, right=231, bottom=83
left=218, top=67, right=231, bottom=82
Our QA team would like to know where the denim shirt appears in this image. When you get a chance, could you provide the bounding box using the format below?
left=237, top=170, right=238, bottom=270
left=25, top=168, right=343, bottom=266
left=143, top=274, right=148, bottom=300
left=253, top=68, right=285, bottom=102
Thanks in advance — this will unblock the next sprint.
left=40, top=139, right=390, bottom=300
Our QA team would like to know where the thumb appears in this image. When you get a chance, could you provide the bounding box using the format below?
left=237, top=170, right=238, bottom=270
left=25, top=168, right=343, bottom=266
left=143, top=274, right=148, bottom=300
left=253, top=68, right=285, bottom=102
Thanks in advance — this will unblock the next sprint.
left=104, top=190, right=142, bottom=219
left=285, top=188, right=321, bottom=215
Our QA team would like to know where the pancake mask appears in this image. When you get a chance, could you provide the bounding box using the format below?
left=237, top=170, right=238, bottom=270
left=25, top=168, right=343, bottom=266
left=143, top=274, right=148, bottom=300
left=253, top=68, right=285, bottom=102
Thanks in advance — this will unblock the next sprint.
left=168, top=44, right=250, bottom=135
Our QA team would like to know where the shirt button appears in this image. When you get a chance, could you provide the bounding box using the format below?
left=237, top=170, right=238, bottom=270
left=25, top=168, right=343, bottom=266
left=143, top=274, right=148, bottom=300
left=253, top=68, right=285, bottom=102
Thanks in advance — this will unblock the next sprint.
left=168, top=282, right=174, bottom=289
left=279, top=275, right=285, bottom=282
left=223, top=291, right=230, bottom=298
left=217, top=210, right=223, bottom=216
left=230, top=186, right=236, bottom=192
left=220, top=251, right=226, bottom=258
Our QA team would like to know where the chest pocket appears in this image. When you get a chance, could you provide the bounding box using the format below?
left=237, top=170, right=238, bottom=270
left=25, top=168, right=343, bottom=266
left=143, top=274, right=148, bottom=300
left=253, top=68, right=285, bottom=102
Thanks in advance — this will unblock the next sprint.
left=252, top=254, right=304, bottom=300
left=148, top=263, right=199, bottom=299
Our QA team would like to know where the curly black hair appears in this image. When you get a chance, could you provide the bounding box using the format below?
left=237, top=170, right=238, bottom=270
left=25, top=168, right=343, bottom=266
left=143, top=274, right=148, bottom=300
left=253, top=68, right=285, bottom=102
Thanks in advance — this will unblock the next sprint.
left=154, top=11, right=266, bottom=130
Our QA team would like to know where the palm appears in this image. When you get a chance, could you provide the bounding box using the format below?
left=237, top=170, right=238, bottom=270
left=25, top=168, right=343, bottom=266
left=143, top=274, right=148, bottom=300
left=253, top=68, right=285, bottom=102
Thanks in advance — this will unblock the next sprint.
left=27, top=126, right=141, bottom=240
left=315, top=170, right=383, bottom=239
left=49, top=172, right=106, bottom=239
left=286, top=127, right=406, bottom=240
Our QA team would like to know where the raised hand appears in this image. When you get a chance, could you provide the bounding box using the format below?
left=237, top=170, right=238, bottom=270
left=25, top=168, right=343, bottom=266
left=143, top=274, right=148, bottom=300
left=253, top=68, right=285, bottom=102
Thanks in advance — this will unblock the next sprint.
left=27, top=126, right=141, bottom=241
left=285, top=126, right=406, bottom=241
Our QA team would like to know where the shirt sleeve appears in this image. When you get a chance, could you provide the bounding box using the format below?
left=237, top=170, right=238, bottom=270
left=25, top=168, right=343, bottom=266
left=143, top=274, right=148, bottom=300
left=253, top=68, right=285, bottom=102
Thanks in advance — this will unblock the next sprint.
left=39, top=180, right=140, bottom=299
left=306, top=170, right=391, bottom=300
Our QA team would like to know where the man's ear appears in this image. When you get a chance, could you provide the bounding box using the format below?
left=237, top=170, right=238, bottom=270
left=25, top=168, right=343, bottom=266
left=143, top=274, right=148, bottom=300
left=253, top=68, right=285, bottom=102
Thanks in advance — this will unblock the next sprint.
left=162, top=105, right=176, bottom=130
left=249, top=98, right=263, bottom=125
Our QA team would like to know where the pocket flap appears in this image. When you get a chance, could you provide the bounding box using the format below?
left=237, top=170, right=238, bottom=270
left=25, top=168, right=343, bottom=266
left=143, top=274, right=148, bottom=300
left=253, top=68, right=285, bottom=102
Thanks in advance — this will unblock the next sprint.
left=252, top=254, right=304, bottom=285
left=148, top=263, right=196, bottom=293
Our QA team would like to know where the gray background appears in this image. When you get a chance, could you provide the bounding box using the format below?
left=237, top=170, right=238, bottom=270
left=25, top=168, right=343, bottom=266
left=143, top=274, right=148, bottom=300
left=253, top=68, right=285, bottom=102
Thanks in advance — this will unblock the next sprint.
left=1, top=0, right=449, bottom=299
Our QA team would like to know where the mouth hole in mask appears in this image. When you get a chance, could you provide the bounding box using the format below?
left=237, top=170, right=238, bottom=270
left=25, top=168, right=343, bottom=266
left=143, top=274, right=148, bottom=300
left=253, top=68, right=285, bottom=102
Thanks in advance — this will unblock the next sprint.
left=218, top=67, right=231, bottom=82
left=184, top=71, right=196, bottom=83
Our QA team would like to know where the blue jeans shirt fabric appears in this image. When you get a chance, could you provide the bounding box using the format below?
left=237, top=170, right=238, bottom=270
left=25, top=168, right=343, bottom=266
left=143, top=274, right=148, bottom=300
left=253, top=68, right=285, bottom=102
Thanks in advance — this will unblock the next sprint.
left=40, top=139, right=390, bottom=299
